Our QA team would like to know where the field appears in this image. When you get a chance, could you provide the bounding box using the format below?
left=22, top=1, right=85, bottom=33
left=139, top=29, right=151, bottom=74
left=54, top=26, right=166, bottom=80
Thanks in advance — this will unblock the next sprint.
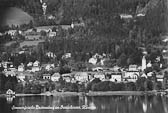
left=4, top=41, right=17, bottom=47
left=4, top=7, right=33, bottom=27
left=20, top=40, right=45, bottom=48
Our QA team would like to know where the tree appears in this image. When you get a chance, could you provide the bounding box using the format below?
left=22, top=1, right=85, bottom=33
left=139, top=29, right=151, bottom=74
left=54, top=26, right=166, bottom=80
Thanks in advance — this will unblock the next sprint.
left=0, top=73, right=7, bottom=91
left=40, top=30, right=47, bottom=36
left=15, top=83, right=24, bottom=93
left=5, top=80, right=13, bottom=90
left=117, top=53, right=127, bottom=67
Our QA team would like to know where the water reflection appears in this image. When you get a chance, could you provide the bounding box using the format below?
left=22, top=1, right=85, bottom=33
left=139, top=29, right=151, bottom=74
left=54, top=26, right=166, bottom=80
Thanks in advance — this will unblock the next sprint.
left=0, top=95, right=168, bottom=113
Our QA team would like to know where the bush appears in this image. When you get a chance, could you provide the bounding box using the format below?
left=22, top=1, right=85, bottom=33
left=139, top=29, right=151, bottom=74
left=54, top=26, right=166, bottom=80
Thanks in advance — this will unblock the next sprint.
left=91, top=81, right=110, bottom=91
left=125, top=82, right=136, bottom=91
left=86, top=78, right=101, bottom=91
left=109, top=82, right=125, bottom=91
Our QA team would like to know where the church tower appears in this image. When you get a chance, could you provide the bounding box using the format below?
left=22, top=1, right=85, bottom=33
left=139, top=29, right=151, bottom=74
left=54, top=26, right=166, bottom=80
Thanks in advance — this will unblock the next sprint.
left=142, top=56, right=146, bottom=71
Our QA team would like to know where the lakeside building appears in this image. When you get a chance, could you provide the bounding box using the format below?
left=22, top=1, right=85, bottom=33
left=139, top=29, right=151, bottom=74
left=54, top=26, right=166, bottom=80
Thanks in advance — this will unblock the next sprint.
left=124, top=71, right=140, bottom=82
left=43, top=74, right=51, bottom=80
left=74, top=72, right=89, bottom=82
left=51, top=73, right=61, bottom=82
left=105, top=72, right=123, bottom=82
left=62, top=73, right=72, bottom=82
left=93, top=73, right=106, bottom=81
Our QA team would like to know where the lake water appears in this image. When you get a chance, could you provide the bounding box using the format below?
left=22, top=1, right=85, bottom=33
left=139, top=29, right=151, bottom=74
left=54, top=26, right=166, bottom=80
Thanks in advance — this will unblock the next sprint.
left=0, top=95, right=168, bottom=113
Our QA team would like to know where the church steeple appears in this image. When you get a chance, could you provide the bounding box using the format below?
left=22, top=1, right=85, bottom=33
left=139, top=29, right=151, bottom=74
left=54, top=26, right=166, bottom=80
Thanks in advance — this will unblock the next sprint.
left=142, top=56, right=146, bottom=71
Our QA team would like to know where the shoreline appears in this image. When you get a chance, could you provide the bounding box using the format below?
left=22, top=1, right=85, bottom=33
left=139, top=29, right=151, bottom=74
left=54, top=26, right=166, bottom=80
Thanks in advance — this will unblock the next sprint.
left=0, top=91, right=167, bottom=97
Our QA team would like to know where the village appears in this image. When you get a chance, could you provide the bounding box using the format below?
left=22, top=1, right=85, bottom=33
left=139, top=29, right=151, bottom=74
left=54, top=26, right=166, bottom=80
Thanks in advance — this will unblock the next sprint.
left=1, top=48, right=168, bottom=94
left=0, top=0, right=168, bottom=94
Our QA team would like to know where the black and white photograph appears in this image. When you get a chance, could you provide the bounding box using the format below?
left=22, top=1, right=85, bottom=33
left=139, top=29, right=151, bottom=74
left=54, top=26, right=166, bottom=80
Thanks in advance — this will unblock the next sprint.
left=0, top=0, right=168, bottom=113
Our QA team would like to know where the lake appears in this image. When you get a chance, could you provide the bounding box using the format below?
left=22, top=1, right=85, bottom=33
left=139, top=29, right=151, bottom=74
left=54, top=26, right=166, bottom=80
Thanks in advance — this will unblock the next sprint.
left=0, top=95, right=168, bottom=113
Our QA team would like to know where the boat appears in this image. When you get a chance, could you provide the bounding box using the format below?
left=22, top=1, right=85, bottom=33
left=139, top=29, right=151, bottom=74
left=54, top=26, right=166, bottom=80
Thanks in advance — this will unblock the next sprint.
left=6, top=89, right=15, bottom=97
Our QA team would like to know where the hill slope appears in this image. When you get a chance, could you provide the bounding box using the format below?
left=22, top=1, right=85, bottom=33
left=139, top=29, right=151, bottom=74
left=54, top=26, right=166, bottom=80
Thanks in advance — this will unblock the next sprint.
left=3, top=7, right=33, bottom=27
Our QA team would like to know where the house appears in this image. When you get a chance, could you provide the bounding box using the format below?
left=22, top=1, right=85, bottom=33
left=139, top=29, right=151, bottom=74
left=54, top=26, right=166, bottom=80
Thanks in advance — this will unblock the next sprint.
left=35, top=26, right=52, bottom=33
left=8, top=67, right=17, bottom=72
left=33, top=60, right=40, bottom=67
left=74, top=72, right=88, bottom=82
left=25, top=35, right=41, bottom=40
left=46, top=52, right=56, bottom=58
left=100, top=58, right=108, bottom=66
left=71, top=21, right=85, bottom=28
left=147, top=61, right=152, bottom=68
left=48, top=15, right=55, bottom=20
left=31, top=66, right=40, bottom=72
left=124, top=71, right=140, bottom=82
left=18, top=64, right=25, bottom=72
left=16, top=72, right=33, bottom=81
left=147, top=72, right=153, bottom=77
left=45, top=64, right=55, bottom=71
left=51, top=73, right=61, bottom=81
left=1, top=61, right=13, bottom=69
left=93, top=73, right=106, bottom=81
left=129, top=65, right=138, bottom=71
left=43, top=74, right=51, bottom=80
left=120, top=14, right=133, bottom=19
left=62, top=73, right=71, bottom=82
left=62, top=53, right=71, bottom=59
left=141, top=73, right=147, bottom=78
left=6, top=30, right=17, bottom=36
left=5, top=71, right=16, bottom=77
left=136, top=4, right=146, bottom=17
left=48, top=32, right=56, bottom=37
left=6, top=89, right=15, bottom=95
left=106, top=72, right=122, bottom=82
left=27, top=62, right=33, bottom=67
left=92, top=67, right=103, bottom=72
left=89, top=58, right=97, bottom=65
left=113, top=66, right=120, bottom=71
left=156, top=74, right=164, bottom=82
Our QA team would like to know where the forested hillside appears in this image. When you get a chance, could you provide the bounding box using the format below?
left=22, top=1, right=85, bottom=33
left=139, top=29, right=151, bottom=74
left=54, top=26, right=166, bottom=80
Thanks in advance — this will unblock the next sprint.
left=0, top=0, right=166, bottom=67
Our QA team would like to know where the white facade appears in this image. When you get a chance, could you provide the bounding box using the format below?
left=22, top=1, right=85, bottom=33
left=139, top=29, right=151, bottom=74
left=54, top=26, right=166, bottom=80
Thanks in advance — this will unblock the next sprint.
left=110, top=73, right=122, bottom=82
left=18, top=64, right=25, bottom=72
left=6, top=30, right=17, bottom=36
left=5, top=71, right=16, bottom=77
left=43, top=74, right=51, bottom=80
left=51, top=73, right=61, bottom=81
left=62, top=53, right=71, bottom=59
left=49, top=32, right=56, bottom=37
left=94, top=73, right=105, bottom=81
left=89, top=58, right=97, bottom=65
left=27, top=62, right=33, bottom=67
left=46, top=52, right=56, bottom=58
left=31, top=66, right=40, bottom=72
left=147, top=61, right=152, bottom=68
left=120, top=14, right=133, bottom=19
left=33, top=61, right=40, bottom=67
left=124, top=71, right=139, bottom=82
left=74, top=72, right=88, bottom=82
left=62, top=74, right=71, bottom=82
left=92, top=67, right=103, bottom=72
left=129, top=65, right=138, bottom=71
